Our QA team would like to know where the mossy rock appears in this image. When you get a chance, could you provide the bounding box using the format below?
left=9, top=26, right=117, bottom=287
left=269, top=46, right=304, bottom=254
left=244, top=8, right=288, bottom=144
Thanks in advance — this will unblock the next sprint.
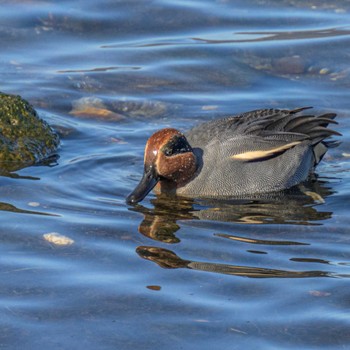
left=0, top=92, right=59, bottom=172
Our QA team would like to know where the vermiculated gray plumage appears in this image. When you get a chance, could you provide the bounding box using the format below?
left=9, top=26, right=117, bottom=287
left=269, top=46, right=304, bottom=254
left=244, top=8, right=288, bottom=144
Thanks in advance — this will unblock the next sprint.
left=178, top=108, right=340, bottom=197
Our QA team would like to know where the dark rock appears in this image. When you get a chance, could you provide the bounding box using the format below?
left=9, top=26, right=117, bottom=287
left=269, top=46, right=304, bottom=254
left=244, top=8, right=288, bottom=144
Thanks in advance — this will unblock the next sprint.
left=0, top=92, right=59, bottom=172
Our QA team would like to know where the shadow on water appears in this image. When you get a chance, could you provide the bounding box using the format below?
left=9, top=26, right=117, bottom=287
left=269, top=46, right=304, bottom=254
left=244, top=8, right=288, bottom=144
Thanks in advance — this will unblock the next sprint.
left=129, top=179, right=335, bottom=243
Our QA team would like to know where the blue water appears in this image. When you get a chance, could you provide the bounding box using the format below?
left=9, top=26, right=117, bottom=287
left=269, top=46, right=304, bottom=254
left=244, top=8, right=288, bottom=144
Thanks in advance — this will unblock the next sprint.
left=1, top=1, right=350, bottom=349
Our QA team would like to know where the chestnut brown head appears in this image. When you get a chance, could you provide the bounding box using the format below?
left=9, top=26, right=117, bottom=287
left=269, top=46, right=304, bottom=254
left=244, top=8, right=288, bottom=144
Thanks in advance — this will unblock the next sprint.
left=126, top=128, right=197, bottom=204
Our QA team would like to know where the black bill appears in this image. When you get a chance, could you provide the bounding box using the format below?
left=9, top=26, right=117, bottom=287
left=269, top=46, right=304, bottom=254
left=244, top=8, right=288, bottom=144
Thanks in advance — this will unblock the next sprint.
left=126, top=166, right=159, bottom=204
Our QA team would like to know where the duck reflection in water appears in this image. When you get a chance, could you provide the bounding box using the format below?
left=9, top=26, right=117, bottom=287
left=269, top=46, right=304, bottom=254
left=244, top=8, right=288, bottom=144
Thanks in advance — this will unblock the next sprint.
left=128, top=179, right=334, bottom=243
left=136, top=245, right=337, bottom=278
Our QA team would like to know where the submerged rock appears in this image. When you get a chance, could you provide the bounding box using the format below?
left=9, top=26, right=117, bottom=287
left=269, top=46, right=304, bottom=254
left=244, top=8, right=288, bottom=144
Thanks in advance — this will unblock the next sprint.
left=70, top=96, right=172, bottom=121
left=111, top=98, right=169, bottom=118
left=70, top=97, right=125, bottom=121
left=0, top=92, right=59, bottom=172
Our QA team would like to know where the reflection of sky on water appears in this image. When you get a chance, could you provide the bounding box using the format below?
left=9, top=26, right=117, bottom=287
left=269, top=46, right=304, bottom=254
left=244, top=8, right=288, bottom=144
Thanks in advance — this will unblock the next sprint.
left=0, top=0, right=349, bottom=349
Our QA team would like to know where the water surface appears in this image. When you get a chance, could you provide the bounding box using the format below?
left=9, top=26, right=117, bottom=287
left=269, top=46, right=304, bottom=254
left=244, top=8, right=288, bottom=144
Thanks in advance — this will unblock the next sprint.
left=1, top=0, right=350, bottom=349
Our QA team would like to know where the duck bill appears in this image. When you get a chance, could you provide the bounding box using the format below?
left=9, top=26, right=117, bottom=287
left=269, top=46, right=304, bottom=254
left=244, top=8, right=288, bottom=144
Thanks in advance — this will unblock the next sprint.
left=126, top=167, right=159, bottom=204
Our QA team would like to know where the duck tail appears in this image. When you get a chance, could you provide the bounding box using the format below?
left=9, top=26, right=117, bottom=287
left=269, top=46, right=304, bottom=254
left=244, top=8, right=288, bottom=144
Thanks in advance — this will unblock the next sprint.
left=313, top=142, right=328, bottom=166
left=312, top=130, right=341, bottom=166
left=294, top=112, right=342, bottom=166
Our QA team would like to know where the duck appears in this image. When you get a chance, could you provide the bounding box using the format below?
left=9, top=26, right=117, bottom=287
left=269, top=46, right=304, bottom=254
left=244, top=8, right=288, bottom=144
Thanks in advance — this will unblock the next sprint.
left=126, top=107, right=340, bottom=204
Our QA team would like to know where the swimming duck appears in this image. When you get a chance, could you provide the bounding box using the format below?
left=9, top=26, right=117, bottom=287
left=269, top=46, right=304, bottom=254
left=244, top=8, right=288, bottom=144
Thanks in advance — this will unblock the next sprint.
left=126, top=107, right=340, bottom=204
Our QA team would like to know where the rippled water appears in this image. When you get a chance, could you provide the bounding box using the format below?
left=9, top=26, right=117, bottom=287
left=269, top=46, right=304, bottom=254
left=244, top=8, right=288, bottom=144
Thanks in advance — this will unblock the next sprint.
left=1, top=0, right=350, bottom=349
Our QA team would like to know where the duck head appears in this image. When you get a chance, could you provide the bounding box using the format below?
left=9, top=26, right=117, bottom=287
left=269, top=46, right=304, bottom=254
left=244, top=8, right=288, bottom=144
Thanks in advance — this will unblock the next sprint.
left=126, top=128, right=197, bottom=204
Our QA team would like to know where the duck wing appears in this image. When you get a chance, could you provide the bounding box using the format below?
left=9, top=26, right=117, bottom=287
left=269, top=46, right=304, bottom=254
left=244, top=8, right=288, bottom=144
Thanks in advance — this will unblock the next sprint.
left=230, top=107, right=340, bottom=143
left=187, top=107, right=340, bottom=150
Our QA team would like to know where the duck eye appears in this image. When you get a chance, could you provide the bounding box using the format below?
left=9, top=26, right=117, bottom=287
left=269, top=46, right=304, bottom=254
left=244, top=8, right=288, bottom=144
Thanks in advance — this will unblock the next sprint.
left=164, top=149, right=172, bottom=156
left=163, top=135, right=192, bottom=157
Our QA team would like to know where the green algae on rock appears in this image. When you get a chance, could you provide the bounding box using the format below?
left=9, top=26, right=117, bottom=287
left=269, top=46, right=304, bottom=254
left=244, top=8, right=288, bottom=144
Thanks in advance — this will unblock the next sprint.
left=0, top=92, right=59, bottom=172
